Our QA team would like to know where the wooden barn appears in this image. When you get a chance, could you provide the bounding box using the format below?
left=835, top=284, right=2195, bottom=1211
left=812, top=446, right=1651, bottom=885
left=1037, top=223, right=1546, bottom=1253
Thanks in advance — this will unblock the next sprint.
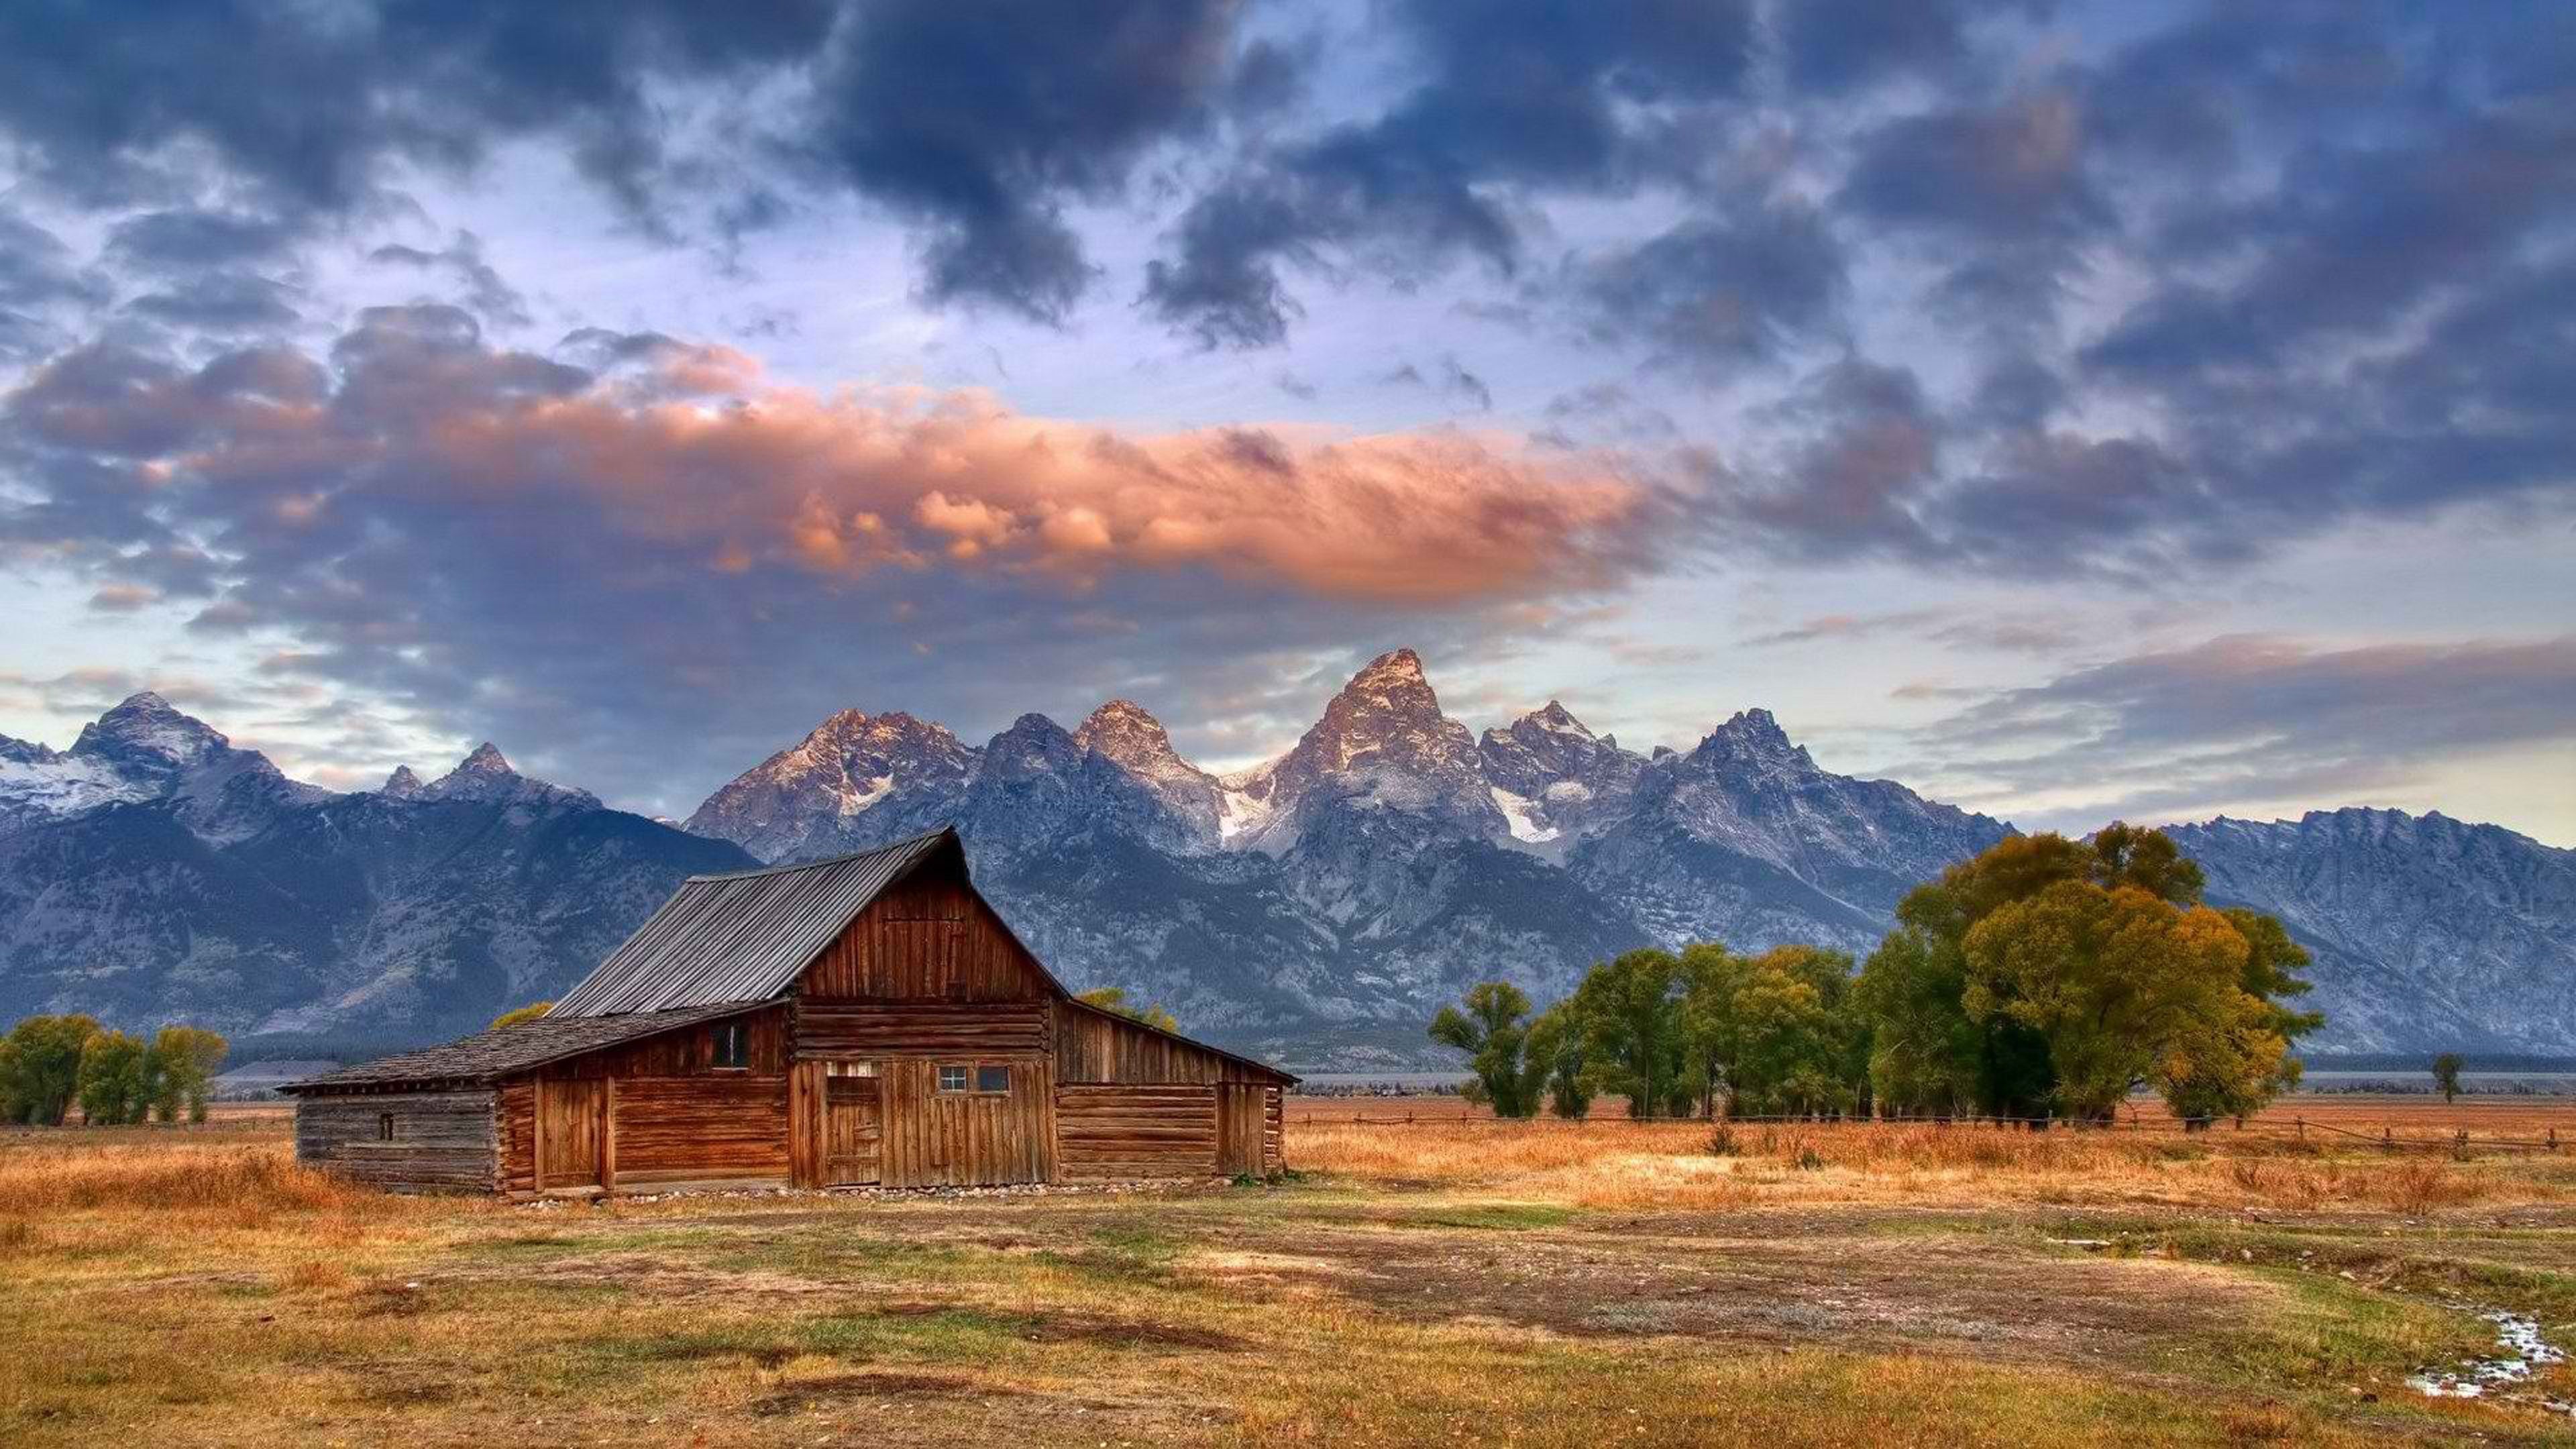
left=284, top=828, right=1295, bottom=1195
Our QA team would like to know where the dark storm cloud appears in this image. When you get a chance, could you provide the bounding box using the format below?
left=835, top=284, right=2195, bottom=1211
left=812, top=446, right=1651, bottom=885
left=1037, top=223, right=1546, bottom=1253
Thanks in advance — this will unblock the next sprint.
left=800, top=0, right=1246, bottom=321
left=1143, top=0, right=1756, bottom=347
left=0, top=2, right=840, bottom=223
left=104, top=210, right=309, bottom=274
left=1572, top=201, right=1847, bottom=376
left=1909, top=634, right=2576, bottom=831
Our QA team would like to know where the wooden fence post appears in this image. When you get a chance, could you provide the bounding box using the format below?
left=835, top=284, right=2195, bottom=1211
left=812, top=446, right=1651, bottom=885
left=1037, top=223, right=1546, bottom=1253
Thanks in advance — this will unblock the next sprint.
left=2296, top=1117, right=2304, bottom=1143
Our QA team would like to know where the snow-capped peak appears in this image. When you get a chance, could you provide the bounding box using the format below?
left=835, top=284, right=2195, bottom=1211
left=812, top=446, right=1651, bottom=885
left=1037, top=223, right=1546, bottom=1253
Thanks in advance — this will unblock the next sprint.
left=422, top=742, right=596, bottom=806
left=72, top=690, right=228, bottom=768
left=380, top=765, right=427, bottom=797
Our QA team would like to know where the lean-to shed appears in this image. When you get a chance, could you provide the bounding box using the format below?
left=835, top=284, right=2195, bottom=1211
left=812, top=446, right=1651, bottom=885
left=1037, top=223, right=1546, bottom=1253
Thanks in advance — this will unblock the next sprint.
left=284, top=827, right=1295, bottom=1194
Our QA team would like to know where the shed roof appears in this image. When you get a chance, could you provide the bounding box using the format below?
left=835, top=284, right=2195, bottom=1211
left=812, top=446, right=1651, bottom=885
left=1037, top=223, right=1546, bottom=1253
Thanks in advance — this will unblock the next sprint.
left=282, top=1002, right=756, bottom=1092
left=549, top=827, right=957, bottom=1017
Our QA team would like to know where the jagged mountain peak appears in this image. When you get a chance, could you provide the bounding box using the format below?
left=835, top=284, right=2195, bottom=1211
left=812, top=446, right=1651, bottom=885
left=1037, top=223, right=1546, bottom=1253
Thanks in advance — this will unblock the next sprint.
left=1076, top=698, right=1180, bottom=757
left=1688, top=708, right=1815, bottom=771
left=380, top=765, right=426, bottom=798
left=984, top=713, right=1081, bottom=774
left=452, top=741, right=513, bottom=776
left=420, top=741, right=595, bottom=807
left=72, top=690, right=229, bottom=767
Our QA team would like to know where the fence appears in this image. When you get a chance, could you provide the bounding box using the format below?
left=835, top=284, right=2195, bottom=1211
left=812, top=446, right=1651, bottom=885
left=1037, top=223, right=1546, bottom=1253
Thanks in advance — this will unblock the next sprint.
left=1292, top=1106, right=2572, bottom=1154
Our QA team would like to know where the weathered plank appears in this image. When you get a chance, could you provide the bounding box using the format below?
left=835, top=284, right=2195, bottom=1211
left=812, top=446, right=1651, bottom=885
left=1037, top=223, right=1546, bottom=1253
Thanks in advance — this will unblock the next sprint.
left=296, top=1090, right=497, bottom=1192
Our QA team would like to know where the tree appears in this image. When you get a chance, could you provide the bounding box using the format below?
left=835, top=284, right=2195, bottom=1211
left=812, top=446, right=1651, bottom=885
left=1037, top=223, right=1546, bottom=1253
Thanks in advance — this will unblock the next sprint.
left=1963, top=875, right=2316, bottom=1125
left=490, top=1001, right=555, bottom=1029
left=0, top=1014, right=101, bottom=1125
left=1683, top=945, right=1867, bottom=1119
left=1525, top=1002, right=1591, bottom=1119
left=1428, top=982, right=1546, bottom=1118
left=1569, top=949, right=1690, bottom=1118
left=1855, top=825, right=2259, bottom=1122
left=148, top=1026, right=229, bottom=1123
left=2160, top=910, right=2320, bottom=1126
left=76, top=1030, right=150, bottom=1126
left=1075, top=986, right=1179, bottom=1033
left=2430, top=1053, right=2465, bottom=1104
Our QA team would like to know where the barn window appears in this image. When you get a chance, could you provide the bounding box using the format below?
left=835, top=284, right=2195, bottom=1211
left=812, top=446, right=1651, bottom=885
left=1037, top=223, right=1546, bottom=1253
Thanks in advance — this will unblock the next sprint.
left=712, top=1021, right=749, bottom=1070
left=376, top=1112, right=395, bottom=1142
left=936, top=1064, right=970, bottom=1093
left=975, top=1064, right=1011, bottom=1093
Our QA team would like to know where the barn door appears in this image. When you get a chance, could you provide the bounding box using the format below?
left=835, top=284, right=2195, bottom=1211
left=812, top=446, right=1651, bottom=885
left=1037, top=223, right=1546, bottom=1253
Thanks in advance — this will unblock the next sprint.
left=824, top=1074, right=882, bottom=1186
left=537, top=1079, right=605, bottom=1189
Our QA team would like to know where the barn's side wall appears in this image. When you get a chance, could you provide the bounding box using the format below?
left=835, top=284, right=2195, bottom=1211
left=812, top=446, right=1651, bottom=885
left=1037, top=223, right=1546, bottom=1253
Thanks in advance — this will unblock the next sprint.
left=496, top=1005, right=793, bottom=1195
left=295, top=1088, right=497, bottom=1192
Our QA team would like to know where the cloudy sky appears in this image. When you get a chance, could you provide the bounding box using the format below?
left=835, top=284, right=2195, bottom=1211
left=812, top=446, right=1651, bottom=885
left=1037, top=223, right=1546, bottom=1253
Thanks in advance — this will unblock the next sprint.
left=1, top=1, right=2569, bottom=842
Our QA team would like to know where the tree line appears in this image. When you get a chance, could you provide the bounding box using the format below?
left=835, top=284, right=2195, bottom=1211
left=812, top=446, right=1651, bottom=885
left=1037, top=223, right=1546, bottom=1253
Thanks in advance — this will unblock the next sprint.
left=0, top=1015, right=229, bottom=1126
left=1432, top=824, right=2322, bottom=1126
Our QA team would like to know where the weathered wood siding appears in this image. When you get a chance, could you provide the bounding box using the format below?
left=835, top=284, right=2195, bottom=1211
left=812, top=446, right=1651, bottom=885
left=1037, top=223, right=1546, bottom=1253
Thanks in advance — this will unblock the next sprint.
left=610, top=1075, right=790, bottom=1187
left=795, top=867, right=1053, bottom=1003
left=1056, top=1083, right=1218, bottom=1179
left=296, top=1089, right=496, bottom=1192
left=1055, top=1000, right=1275, bottom=1085
left=879, top=1057, right=1056, bottom=1187
left=794, top=1001, right=1047, bottom=1057
left=529, top=1006, right=790, bottom=1078
left=1264, top=1085, right=1285, bottom=1172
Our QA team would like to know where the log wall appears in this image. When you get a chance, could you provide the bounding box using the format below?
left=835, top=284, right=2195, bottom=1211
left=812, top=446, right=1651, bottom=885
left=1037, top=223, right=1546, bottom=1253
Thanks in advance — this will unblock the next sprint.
left=1056, top=1083, right=1219, bottom=1180
left=794, top=1001, right=1047, bottom=1057
left=295, top=1089, right=496, bottom=1192
left=608, top=1074, right=790, bottom=1187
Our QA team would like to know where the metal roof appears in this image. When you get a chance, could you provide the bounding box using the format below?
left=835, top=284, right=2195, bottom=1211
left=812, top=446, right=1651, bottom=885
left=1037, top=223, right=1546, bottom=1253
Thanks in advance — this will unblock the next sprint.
left=282, top=1003, right=758, bottom=1091
left=548, top=826, right=957, bottom=1018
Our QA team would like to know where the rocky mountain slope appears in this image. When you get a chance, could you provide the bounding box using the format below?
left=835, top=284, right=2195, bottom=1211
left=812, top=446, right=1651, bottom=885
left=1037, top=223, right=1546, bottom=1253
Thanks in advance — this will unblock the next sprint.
left=4, top=661, right=2565, bottom=1066
left=2163, top=810, right=2576, bottom=1053
left=0, top=701, right=749, bottom=1042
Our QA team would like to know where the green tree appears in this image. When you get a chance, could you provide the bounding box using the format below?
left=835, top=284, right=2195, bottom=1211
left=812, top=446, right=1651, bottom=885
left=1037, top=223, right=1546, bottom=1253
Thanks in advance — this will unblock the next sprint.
left=1525, top=1002, right=1592, bottom=1119
left=1854, top=826, right=2226, bottom=1121
left=2160, top=910, right=2320, bottom=1126
left=2430, top=1052, right=2465, bottom=1104
left=1428, top=982, right=1546, bottom=1118
left=75, top=1030, right=150, bottom=1126
left=1570, top=949, right=1690, bottom=1118
left=489, top=1001, right=555, bottom=1029
left=1964, top=878, right=2312, bottom=1125
left=1075, top=986, right=1179, bottom=1033
left=147, top=1026, right=229, bottom=1123
left=0, top=1014, right=102, bottom=1125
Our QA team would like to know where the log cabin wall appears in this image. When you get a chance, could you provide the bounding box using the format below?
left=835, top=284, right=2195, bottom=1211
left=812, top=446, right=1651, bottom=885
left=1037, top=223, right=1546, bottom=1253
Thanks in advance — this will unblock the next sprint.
left=294, top=1089, right=497, bottom=1192
left=1057, top=1083, right=1218, bottom=1179
left=494, top=1006, right=792, bottom=1194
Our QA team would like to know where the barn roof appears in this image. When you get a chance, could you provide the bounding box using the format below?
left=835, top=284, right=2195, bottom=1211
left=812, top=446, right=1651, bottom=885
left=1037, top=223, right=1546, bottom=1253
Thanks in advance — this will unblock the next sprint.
left=281, top=1002, right=757, bottom=1092
left=549, top=827, right=959, bottom=1018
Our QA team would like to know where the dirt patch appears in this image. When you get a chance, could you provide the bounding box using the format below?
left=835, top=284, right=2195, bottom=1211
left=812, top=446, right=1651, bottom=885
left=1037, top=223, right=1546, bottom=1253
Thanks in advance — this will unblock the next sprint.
left=864, top=1301, right=1246, bottom=1352
left=1188, top=1218, right=2275, bottom=1368
left=750, top=1372, right=1007, bottom=1414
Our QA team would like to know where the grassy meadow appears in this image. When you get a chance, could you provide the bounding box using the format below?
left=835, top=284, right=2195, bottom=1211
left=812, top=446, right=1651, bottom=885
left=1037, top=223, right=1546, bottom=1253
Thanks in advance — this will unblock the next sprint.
left=3, top=1103, right=2574, bottom=1446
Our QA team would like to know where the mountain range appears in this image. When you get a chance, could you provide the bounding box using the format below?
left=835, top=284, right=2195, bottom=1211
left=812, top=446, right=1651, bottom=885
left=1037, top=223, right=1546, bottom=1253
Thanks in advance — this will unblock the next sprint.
left=3, top=654, right=2569, bottom=1067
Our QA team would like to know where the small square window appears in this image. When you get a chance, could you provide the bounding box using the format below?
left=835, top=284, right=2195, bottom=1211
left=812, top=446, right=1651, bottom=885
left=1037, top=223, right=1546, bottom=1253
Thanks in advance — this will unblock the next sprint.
left=712, top=1021, right=749, bottom=1069
left=936, top=1065, right=969, bottom=1093
left=377, top=1112, right=395, bottom=1142
left=975, top=1064, right=1010, bottom=1093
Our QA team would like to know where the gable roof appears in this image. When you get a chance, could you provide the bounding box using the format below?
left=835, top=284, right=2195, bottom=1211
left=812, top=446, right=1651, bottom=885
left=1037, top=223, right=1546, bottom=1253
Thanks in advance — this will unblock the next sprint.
left=549, top=827, right=957, bottom=1017
left=282, top=1003, right=757, bottom=1092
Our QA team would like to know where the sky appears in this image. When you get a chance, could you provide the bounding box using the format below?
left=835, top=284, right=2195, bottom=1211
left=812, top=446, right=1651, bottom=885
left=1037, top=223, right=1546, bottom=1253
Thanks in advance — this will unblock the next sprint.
left=0, top=1, right=2569, bottom=842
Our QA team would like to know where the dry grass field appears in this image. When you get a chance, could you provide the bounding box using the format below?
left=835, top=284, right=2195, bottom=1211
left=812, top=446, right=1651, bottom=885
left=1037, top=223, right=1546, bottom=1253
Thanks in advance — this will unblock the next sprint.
left=4, top=1098, right=2574, bottom=1446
